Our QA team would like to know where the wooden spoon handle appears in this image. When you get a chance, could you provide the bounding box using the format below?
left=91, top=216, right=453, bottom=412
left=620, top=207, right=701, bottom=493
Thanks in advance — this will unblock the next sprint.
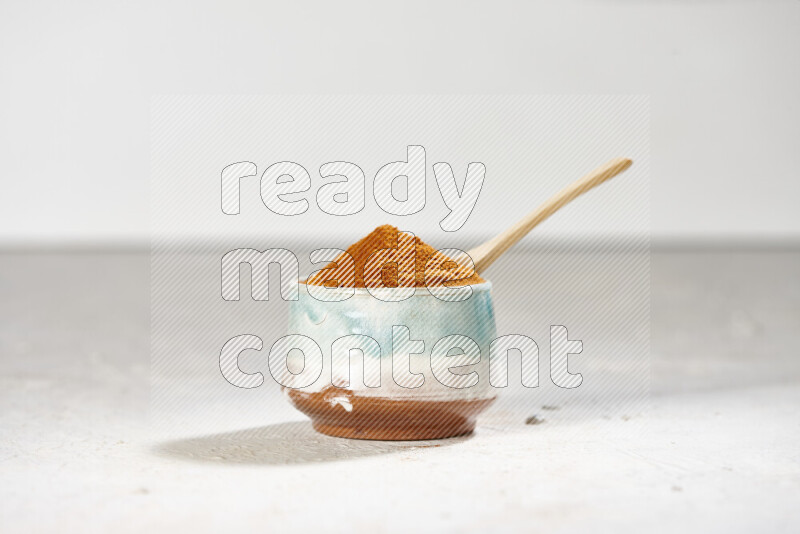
left=468, top=157, right=633, bottom=273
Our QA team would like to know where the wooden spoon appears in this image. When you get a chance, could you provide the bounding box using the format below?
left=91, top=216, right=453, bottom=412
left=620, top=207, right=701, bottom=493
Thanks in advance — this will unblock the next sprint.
left=468, top=157, right=633, bottom=273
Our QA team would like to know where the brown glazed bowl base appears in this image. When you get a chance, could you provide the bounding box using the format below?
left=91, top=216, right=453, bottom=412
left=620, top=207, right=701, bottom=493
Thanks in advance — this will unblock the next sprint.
left=286, top=388, right=496, bottom=441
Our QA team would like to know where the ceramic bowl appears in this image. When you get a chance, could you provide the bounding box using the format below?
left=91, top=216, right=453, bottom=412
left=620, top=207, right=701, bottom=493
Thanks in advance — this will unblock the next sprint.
left=282, top=281, right=497, bottom=440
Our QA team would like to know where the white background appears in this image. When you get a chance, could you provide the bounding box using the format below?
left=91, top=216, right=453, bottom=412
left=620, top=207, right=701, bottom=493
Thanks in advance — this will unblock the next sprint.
left=1, top=0, right=798, bottom=245
left=151, top=95, right=650, bottom=245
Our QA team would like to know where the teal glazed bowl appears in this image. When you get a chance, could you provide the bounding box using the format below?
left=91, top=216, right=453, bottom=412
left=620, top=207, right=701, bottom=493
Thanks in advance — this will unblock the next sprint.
left=282, top=281, right=497, bottom=440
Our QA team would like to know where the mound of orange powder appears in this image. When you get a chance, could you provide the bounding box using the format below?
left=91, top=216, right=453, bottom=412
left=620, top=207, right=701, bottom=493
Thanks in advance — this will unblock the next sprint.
left=306, top=225, right=485, bottom=288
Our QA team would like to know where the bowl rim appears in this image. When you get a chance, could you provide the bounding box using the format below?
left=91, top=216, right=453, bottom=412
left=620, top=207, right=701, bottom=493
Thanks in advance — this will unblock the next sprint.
left=298, top=279, right=493, bottom=297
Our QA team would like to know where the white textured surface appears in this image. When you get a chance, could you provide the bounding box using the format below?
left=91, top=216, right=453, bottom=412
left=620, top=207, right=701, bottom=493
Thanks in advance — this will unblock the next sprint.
left=1, top=250, right=799, bottom=532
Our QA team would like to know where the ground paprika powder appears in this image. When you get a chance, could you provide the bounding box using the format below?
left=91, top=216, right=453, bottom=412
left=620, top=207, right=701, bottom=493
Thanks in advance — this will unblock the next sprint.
left=306, top=225, right=485, bottom=288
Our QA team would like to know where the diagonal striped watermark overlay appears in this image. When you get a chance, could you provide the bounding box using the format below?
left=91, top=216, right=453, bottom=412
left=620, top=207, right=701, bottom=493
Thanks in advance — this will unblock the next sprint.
left=151, top=95, right=650, bottom=441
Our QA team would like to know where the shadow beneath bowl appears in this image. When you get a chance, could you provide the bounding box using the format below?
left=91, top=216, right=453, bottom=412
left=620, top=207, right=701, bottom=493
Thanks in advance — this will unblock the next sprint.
left=154, top=421, right=472, bottom=465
